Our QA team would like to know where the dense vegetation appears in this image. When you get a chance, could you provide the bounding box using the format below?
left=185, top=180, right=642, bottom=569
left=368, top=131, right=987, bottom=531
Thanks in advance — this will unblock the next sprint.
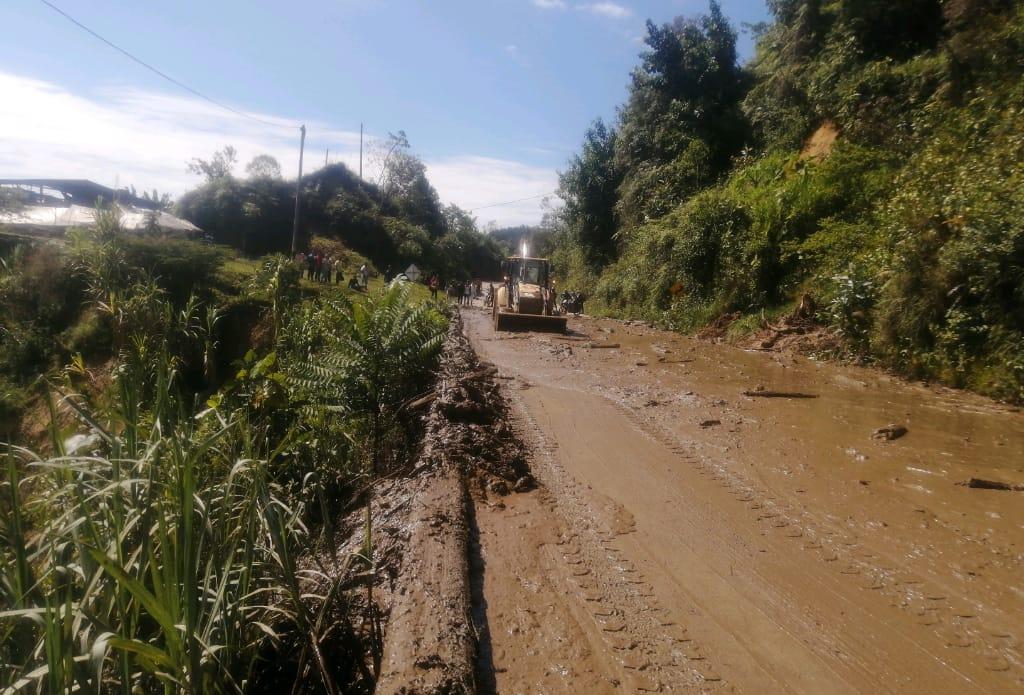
left=554, top=0, right=1024, bottom=401
left=177, top=138, right=505, bottom=281
left=1, top=208, right=447, bottom=692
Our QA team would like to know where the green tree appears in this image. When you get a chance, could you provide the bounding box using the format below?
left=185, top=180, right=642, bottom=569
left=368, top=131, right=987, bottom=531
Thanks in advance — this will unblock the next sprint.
left=187, top=145, right=238, bottom=182
left=245, top=153, right=283, bottom=180
left=614, top=1, right=749, bottom=227
left=297, top=283, right=445, bottom=563
left=558, top=118, right=622, bottom=265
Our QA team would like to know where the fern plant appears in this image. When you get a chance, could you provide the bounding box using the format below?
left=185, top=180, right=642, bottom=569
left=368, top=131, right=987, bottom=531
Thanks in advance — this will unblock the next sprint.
left=293, top=282, right=446, bottom=478
left=291, top=283, right=444, bottom=589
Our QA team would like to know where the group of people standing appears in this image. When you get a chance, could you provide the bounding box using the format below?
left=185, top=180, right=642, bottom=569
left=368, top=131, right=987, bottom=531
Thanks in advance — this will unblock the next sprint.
left=293, top=253, right=486, bottom=304
left=296, top=251, right=369, bottom=290
left=424, top=274, right=479, bottom=305
left=447, top=279, right=481, bottom=306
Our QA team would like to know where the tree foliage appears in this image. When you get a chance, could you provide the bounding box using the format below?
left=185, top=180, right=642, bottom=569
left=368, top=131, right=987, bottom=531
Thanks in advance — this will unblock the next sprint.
left=245, top=153, right=283, bottom=180
left=558, top=119, right=621, bottom=265
left=177, top=135, right=487, bottom=277
left=554, top=0, right=1024, bottom=401
left=613, top=1, right=750, bottom=228
left=187, top=145, right=238, bottom=182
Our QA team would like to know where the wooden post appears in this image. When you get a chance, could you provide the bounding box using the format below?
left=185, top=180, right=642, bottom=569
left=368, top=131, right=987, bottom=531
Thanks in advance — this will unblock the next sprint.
left=291, top=124, right=306, bottom=255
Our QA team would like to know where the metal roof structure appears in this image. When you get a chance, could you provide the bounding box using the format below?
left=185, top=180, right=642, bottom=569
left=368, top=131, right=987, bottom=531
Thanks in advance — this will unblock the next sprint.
left=0, top=179, right=200, bottom=236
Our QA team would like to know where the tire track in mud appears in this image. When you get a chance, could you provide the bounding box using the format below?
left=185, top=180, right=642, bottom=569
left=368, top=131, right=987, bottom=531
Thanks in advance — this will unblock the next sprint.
left=467, top=311, right=1024, bottom=692
left=496, top=382, right=726, bottom=692
left=608, top=399, right=1024, bottom=686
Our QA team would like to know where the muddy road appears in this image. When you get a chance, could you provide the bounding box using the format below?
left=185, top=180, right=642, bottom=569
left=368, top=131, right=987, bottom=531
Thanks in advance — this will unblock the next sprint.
left=462, top=305, right=1024, bottom=694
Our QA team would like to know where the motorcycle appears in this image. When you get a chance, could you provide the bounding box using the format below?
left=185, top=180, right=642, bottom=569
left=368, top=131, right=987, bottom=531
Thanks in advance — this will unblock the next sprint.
left=559, top=291, right=584, bottom=316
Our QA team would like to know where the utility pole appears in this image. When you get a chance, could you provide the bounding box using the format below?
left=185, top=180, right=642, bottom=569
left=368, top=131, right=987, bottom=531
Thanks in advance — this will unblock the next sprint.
left=325, top=148, right=329, bottom=167
left=359, top=122, right=363, bottom=180
left=291, top=124, right=306, bottom=255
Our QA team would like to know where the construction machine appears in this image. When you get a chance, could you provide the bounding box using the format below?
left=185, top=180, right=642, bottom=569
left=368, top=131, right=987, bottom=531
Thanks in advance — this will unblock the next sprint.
left=492, top=256, right=568, bottom=332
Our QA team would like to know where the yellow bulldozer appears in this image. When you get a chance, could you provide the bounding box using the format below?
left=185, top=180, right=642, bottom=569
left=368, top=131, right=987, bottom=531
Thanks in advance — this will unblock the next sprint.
left=492, top=255, right=568, bottom=332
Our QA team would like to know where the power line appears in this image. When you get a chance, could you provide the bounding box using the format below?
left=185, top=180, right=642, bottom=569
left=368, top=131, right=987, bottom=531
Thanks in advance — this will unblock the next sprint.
left=38, top=0, right=299, bottom=130
left=470, top=191, right=558, bottom=212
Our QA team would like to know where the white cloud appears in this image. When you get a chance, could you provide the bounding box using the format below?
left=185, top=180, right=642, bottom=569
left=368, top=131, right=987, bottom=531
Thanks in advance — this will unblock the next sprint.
left=578, top=1, right=632, bottom=19
left=0, top=70, right=555, bottom=226
left=425, top=156, right=559, bottom=228
left=0, top=70, right=357, bottom=196
left=532, top=0, right=568, bottom=9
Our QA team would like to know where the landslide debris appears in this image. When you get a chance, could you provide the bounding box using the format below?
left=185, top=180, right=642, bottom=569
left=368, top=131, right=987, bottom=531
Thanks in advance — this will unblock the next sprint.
left=370, top=310, right=532, bottom=694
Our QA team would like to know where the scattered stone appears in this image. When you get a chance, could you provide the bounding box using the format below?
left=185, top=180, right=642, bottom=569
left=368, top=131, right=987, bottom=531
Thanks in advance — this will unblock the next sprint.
left=513, top=475, right=535, bottom=493
left=599, top=617, right=627, bottom=632
left=872, top=424, right=908, bottom=441
left=488, top=479, right=510, bottom=496
left=961, top=477, right=1024, bottom=491
left=845, top=447, right=868, bottom=462
left=620, top=653, right=650, bottom=670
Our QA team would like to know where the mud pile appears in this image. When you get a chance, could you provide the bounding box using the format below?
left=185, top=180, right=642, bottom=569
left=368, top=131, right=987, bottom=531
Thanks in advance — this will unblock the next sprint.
left=373, top=311, right=530, bottom=694
left=425, top=318, right=529, bottom=485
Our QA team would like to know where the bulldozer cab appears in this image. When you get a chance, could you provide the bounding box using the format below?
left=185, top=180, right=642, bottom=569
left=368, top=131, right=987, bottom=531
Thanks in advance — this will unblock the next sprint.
left=504, top=257, right=549, bottom=288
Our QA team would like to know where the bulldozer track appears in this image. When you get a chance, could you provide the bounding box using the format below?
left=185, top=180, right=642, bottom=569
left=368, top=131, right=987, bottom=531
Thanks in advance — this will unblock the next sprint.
left=502, top=384, right=725, bottom=692
left=463, top=307, right=1024, bottom=693
left=612, top=403, right=1024, bottom=681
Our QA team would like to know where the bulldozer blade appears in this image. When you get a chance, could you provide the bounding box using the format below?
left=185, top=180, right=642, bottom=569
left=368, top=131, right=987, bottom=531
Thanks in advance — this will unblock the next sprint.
left=494, top=310, right=568, bottom=333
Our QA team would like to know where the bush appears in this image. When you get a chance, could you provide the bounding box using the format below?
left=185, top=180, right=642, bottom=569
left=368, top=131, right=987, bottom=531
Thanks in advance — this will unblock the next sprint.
left=60, top=309, right=113, bottom=360
left=120, top=236, right=230, bottom=303
left=873, top=93, right=1024, bottom=398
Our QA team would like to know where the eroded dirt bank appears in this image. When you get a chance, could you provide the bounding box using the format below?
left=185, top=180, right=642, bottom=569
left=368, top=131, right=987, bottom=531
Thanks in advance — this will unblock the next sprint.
left=463, top=305, right=1024, bottom=693
left=372, top=312, right=532, bottom=694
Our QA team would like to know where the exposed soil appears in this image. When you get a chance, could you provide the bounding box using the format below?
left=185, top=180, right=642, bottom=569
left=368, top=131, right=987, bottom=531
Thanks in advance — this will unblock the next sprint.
left=461, top=304, right=1024, bottom=693
left=364, top=312, right=534, bottom=694
left=801, top=120, right=840, bottom=160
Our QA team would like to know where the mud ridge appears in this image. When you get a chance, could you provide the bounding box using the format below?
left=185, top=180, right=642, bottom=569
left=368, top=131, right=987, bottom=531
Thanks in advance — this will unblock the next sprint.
left=375, top=310, right=533, bottom=694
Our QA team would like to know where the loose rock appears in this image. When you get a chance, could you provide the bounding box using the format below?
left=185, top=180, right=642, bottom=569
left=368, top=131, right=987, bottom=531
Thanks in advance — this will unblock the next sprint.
left=872, top=424, right=908, bottom=441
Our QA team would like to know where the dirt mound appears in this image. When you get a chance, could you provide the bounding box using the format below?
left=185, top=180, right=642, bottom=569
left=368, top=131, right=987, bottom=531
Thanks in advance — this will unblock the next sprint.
left=697, top=311, right=741, bottom=341
left=372, top=310, right=531, bottom=694
left=734, top=295, right=846, bottom=356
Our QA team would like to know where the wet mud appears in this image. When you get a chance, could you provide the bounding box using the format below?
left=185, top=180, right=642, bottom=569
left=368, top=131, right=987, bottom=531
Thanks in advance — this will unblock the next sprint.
left=373, top=312, right=534, bottom=694
left=463, top=305, right=1024, bottom=693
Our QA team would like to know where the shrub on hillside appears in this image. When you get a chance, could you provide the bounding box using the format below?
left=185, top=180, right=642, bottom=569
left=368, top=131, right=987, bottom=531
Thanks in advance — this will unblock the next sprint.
left=120, top=236, right=229, bottom=303
left=874, top=96, right=1024, bottom=398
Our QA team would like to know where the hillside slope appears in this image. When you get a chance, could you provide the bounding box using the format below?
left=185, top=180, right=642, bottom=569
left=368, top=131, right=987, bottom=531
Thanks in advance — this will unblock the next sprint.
left=554, top=0, right=1024, bottom=402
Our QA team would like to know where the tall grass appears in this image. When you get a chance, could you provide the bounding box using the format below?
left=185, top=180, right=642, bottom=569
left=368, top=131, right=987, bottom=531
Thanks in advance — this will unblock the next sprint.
left=1, top=358, right=349, bottom=694
left=1, top=247, right=446, bottom=692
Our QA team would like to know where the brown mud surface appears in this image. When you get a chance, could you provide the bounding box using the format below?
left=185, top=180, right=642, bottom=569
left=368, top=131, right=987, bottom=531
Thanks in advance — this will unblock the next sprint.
left=463, top=305, right=1024, bottom=694
left=368, top=313, right=532, bottom=694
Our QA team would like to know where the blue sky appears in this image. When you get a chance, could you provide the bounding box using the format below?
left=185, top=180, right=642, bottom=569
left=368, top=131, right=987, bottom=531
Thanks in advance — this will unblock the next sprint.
left=0, top=0, right=769, bottom=226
